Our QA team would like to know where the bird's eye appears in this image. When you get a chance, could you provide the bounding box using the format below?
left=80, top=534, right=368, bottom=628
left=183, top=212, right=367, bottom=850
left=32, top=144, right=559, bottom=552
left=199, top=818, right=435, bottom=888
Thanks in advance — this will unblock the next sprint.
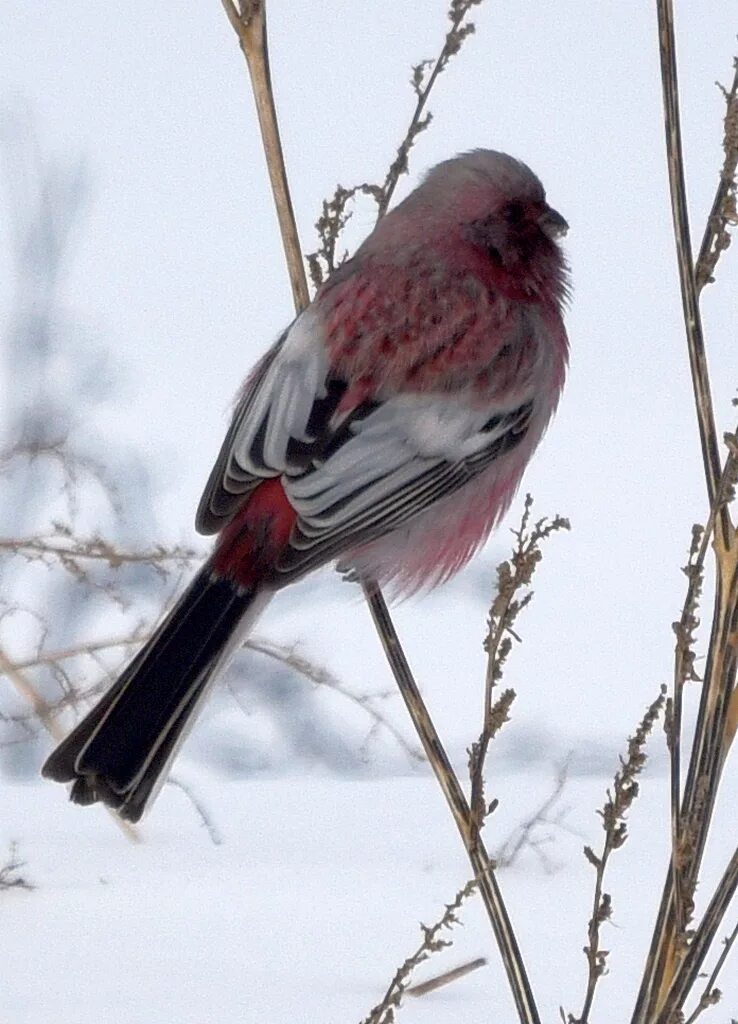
left=503, top=201, right=525, bottom=225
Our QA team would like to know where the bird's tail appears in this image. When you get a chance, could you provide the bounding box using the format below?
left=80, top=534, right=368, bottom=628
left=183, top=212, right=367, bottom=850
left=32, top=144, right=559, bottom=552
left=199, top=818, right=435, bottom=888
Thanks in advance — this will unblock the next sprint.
left=42, top=566, right=270, bottom=822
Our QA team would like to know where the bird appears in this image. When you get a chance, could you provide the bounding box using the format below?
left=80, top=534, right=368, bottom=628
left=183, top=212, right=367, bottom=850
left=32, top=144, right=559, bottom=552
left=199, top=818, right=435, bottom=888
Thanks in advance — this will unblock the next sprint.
left=42, top=149, right=570, bottom=822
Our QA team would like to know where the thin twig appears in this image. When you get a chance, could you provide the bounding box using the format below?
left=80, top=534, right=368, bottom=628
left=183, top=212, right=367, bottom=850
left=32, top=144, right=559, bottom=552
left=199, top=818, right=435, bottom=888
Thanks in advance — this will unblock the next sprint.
left=246, top=635, right=425, bottom=764
left=469, top=496, right=569, bottom=836
left=375, top=0, right=484, bottom=221
left=360, top=879, right=477, bottom=1024
left=569, top=689, right=667, bottom=1024
left=167, top=775, right=223, bottom=846
left=406, top=956, right=487, bottom=998
left=306, top=0, right=485, bottom=286
left=362, top=579, right=540, bottom=1024
left=695, top=60, right=738, bottom=294
left=683, top=922, right=738, bottom=1024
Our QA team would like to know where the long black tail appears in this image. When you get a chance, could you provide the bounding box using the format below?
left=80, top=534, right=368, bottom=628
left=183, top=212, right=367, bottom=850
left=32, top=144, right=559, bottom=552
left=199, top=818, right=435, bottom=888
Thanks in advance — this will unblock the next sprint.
left=42, top=567, right=263, bottom=822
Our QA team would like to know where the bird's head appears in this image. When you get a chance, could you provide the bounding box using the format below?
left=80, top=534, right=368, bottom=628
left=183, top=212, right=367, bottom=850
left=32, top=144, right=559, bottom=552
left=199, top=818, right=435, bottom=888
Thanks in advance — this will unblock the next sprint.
left=383, top=149, right=569, bottom=302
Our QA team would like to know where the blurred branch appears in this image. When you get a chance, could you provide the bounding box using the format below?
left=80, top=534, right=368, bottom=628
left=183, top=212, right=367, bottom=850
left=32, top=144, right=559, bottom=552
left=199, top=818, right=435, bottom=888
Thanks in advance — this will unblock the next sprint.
left=0, top=644, right=65, bottom=740
left=10, top=631, right=148, bottom=676
left=492, top=758, right=572, bottom=872
left=246, top=635, right=425, bottom=764
left=1, top=529, right=198, bottom=577
left=167, top=775, right=223, bottom=846
left=0, top=842, right=33, bottom=892
left=406, top=956, right=487, bottom=999
left=0, top=645, right=139, bottom=842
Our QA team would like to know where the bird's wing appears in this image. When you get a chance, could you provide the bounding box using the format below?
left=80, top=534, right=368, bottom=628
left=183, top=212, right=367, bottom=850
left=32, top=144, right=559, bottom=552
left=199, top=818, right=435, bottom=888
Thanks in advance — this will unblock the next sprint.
left=277, top=391, right=533, bottom=579
left=196, top=312, right=329, bottom=533
left=196, top=269, right=540, bottom=576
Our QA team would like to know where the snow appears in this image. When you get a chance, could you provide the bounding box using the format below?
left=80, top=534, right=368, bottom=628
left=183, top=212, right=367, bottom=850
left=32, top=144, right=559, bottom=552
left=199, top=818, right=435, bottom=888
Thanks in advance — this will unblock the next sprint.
left=3, top=761, right=736, bottom=1023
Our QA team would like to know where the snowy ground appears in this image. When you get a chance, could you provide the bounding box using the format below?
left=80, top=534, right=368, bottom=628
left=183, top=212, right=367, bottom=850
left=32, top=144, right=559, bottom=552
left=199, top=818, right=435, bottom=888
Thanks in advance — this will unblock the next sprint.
left=3, top=757, right=736, bottom=1024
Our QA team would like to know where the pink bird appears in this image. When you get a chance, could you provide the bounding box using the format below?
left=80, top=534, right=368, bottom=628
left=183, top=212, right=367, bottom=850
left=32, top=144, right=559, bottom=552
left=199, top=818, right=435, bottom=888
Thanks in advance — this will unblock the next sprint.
left=43, top=150, right=569, bottom=821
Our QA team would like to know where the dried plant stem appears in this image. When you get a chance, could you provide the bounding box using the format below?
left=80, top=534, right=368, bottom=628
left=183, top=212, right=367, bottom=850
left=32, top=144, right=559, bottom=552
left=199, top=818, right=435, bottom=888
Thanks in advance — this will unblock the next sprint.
left=683, top=921, right=738, bottom=1024
left=220, top=0, right=310, bottom=311
left=374, top=0, right=482, bottom=221
left=667, top=524, right=707, bottom=948
left=469, top=497, right=569, bottom=833
left=362, top=580, right=540, bottom=1024
left=655, top=0, right=726, bottom=533
left=570, top=689, right=666, bottom=1024
left=407, top=956, right=487, bottom=998
left=632, top=12, right=738, bottom=1022
left=655, top=849, right=738, bottom=1024
left=695, top=61, right=738, bottom=294
left=360, top=879, right=478, bottom=1024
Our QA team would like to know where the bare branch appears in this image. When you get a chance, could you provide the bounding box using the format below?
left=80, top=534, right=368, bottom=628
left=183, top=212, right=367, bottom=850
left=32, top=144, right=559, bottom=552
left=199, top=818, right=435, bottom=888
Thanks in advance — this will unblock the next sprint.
left=469, top=495, right=569, bottom=837
left=683, top=922, right=738, bottom=1024
left=306, top=0, right=485, bottom=285
left=220, top=0, right=310, bottom=312
left=695, top=59, right=738, bottom=293
left=362, top=578, right=541, bottom=1024
left=654, top=0, right=729, bottom=538
left=407, top=956, right=487, bottom=998
left=359, top=879, right=478, bottom=1024
left=569, top=688, right=667, bottom=1024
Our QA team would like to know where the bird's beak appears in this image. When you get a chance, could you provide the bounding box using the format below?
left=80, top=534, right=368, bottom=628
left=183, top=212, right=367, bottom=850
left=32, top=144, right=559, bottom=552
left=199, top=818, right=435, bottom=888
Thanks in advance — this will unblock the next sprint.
left=538, top=207, right=569, bottom=240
